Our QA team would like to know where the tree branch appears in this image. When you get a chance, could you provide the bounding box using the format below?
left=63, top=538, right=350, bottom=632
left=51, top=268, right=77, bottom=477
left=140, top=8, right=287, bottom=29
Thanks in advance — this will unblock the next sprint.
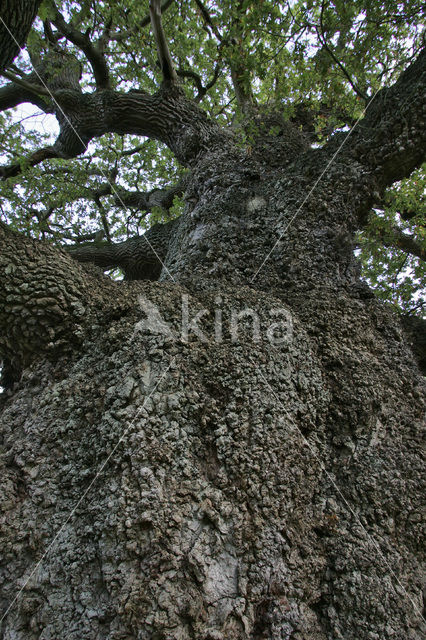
left=0, top=146, right=57, bottom=179
left=0, top=74, right=53, bottom=112
left=149, top=0, right=178, bottom=86
left=222, top=3, right=255, bottom=115
left=193, top=1, right=253, bottom=111
left=317, top=0, right=368, bottom=102
left=194, top=0, right=223, bottom=42
left=0, top=85, right=229, bottom=179
left=0, top=0, right=42, bottom=73
left=110, top=0, right=174, bottom=43
left=338, top=47, right=426, bottom=192
left=177, top=67, right=204, bottom=95
left=69, top=217, right=179, bottom=281
left=83, top=176, right=186, bottom=216
left=121, top=143, right=148, bottom=157
left=373, top=198, right=425, bottom=225
left=0, top=71, right=52, bottom=98
left=51, top=7, right=111, bottom=89
left=398, top=209, right=425, bottom=225
left=93, top=193, right=112, bottom=243
left=370, top=217, right=426, bottom=261
left=113, top=176, right=187, bottom=212
left=177, top=63, right=221, bottom=102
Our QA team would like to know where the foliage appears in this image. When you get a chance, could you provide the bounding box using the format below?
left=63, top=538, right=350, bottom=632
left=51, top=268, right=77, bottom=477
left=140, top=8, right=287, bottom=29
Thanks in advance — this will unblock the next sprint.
left=0, top=0, right=424, bottom=313
left=358, top=165, right=426, bottom=315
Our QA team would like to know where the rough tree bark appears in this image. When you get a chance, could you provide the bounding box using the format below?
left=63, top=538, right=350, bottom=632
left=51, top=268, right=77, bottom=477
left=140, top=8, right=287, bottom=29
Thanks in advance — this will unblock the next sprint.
left=0, top=8, right=425, bottom=640
left=0, top=0, right=41, bottom=72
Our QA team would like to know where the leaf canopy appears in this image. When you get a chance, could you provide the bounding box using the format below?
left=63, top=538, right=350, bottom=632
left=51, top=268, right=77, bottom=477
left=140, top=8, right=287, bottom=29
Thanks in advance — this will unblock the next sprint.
left=0, top=0, right=424, bottom=313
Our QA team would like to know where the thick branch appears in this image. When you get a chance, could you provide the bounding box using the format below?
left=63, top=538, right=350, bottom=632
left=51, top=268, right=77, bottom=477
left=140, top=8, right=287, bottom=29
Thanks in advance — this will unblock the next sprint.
left=0, top=0, right=42, bottom=73
left=0, top=86, right=230, bottom=178
left=149, top=0, right=178, bottom=86
left=0, top=50, right=82, bottom=117
left=69, top=217, right=179, bottom=281
left=230, top=66, right=254, bottom=115
left=91, top=178, right=187, bottom=214
left=0, top=71, right=52, bottom=98
left=0, top=146, right=57, bottom=180
left=51, top=8, right=110, bottom=89
left=0, top=74, right=52, bottom=111
left=113, top=177, right=187, bottom=211
left=373, top=222, right=426, bottom=261
left=344, top=47, right=426, bottom=190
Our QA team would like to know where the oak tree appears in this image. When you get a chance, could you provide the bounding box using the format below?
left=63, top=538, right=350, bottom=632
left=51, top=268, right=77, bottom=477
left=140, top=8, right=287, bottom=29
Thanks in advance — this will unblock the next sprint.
left=0, top=1, right=425, bottom=638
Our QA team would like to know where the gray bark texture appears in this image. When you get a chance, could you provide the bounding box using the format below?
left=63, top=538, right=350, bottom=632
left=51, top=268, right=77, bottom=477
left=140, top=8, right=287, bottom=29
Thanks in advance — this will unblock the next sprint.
left=0, top=48, right=425, bottom=640
left=0, top=0, right=41, bottom=72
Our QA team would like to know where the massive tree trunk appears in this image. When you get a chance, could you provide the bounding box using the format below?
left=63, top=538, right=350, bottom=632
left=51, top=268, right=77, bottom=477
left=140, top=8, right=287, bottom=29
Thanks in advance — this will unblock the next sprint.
left=0, top=49, right=425, bottom=640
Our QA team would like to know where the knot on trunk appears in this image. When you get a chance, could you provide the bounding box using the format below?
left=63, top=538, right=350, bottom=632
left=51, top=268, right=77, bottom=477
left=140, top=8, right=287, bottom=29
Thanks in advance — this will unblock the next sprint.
left=0, top=223, right=113, bottom=387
